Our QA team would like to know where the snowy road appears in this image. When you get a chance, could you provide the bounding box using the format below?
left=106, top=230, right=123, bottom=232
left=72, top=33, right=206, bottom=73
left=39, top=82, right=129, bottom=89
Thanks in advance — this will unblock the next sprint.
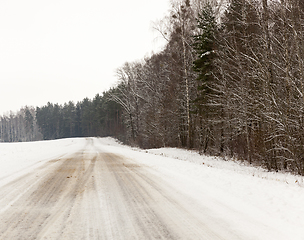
left=0, top=138, right=235, bottom=239
left=0, top=138, right=303, bottom=239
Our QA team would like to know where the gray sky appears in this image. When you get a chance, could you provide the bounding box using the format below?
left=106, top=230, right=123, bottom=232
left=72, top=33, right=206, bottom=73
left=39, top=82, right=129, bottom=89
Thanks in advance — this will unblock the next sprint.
left=0, top=0, right=169, bottom=115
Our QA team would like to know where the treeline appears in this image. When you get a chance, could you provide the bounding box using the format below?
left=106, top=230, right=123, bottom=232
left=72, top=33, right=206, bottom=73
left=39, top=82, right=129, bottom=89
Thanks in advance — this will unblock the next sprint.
left=110, top=0, right=304, bottom=175
left=0, top=107, right=42, bottom=142
left=0, top=90, right=124, bottom=142
left=35, top=91, right=124, bottom=140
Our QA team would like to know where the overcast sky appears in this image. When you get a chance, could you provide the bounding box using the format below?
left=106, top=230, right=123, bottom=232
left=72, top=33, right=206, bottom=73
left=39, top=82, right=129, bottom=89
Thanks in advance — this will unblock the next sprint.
left=0, top=0, right=170, bottom=115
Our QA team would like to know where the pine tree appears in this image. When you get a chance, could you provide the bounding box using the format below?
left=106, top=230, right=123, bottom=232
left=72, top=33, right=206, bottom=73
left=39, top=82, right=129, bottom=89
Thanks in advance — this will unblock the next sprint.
left=192, top=3, right=217, bottom=114
left=192, top=3, right=219, bottom=153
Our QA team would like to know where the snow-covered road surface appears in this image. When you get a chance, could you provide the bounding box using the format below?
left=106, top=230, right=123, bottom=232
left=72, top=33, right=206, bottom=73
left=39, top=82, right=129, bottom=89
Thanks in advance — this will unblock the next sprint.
left=0, top=138, right=303, bottom=239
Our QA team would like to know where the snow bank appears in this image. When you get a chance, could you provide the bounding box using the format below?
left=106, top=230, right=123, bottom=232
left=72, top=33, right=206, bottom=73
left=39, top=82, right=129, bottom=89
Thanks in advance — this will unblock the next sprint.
left=147, top=147, right=304, bottom=187
left=98, top=137, right=304, bottom=187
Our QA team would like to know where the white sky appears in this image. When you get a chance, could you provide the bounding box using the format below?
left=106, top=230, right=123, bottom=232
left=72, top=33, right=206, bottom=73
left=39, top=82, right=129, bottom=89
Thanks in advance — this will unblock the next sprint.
left=0, top=0, right=170, bottom=115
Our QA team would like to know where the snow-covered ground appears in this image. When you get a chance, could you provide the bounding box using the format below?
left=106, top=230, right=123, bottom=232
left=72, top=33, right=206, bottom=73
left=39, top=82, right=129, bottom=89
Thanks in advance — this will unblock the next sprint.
left=0, top=138, right=86, bottom=187
left=1, top=137, right=304, bottom=239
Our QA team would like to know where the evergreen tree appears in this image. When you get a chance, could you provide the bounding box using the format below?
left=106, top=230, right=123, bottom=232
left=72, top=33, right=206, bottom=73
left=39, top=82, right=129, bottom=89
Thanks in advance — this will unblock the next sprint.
left=192, top=3, right=216, bottom=112
left=192, top=3, right=220, bottom=153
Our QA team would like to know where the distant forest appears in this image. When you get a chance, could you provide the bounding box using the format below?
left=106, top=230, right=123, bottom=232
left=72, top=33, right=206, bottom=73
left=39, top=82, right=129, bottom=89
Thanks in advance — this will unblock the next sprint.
left=0, top=91, right=123, bottom=142
left=2, top=0, right=304, bottom=175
